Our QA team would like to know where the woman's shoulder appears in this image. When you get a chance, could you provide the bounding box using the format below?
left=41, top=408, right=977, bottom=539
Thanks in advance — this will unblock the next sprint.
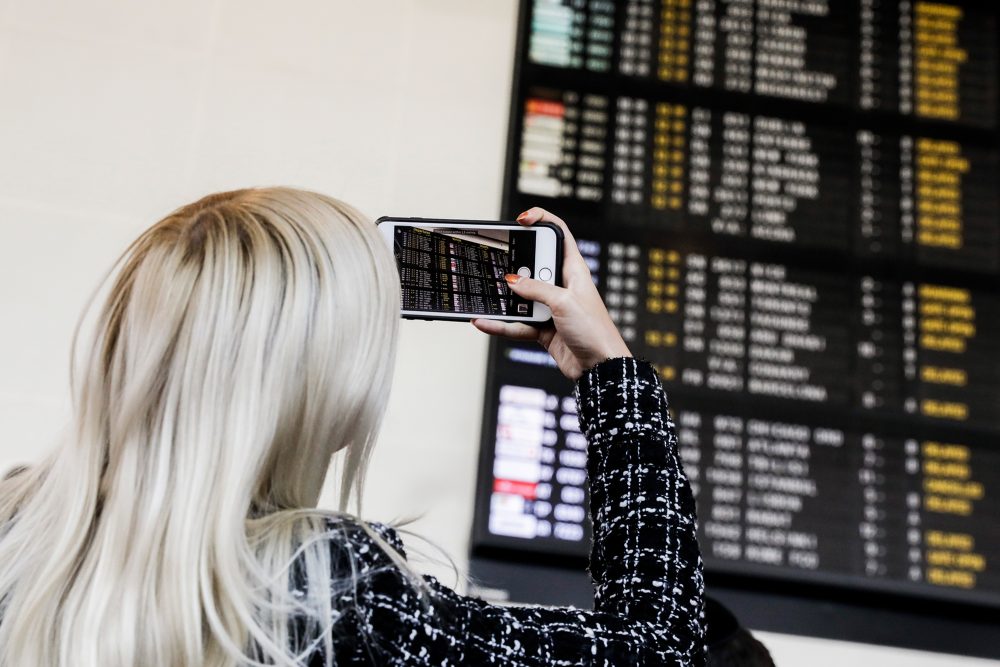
left=319, top=515, right=408, bottom=573
left=361, top=520, right=408, bottom=557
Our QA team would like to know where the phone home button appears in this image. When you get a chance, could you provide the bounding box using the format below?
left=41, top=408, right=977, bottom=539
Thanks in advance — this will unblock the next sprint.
left=539, top=267, right=552, bottom=281
left=517, top=266, right=531, bottom=277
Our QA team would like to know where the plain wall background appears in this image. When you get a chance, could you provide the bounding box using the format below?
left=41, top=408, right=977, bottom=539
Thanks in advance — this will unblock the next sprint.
left=0, top=1, right=994, bottom=664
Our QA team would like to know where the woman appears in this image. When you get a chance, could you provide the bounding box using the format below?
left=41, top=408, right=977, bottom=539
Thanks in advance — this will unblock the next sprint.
left=0, top=188, right=704, bottom=666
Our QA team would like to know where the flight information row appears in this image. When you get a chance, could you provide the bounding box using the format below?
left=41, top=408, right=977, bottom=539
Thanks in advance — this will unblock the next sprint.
left=526, top=0, right=998, bottom=128
left=484, top=373, right=999, bottom=604
left=559, top=238, right=1000, bottom=428
left=516, top=88, right=1000, bottom=272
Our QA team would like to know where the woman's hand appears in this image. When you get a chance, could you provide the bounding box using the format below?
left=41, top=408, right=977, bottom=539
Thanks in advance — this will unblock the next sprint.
left=472, top=207, right=631, bottom=381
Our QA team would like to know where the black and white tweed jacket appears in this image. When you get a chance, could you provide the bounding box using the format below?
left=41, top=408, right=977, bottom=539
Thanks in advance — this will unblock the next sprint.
left=307, top=357, right=705, bottom=665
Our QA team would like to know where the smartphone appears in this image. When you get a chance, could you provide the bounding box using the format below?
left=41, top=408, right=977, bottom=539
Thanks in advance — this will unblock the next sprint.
left=376, top=217, right=563, bottom=322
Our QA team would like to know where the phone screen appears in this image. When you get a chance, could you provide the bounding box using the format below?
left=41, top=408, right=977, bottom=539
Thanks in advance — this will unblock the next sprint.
left=393, top=224, right=537, bottom=317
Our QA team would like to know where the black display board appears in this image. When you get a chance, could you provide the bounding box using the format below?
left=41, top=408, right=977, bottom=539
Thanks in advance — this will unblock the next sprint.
left=470, top=0, right=1000, bottom=657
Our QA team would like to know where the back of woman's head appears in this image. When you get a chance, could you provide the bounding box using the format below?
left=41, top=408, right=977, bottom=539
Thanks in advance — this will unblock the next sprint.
left=0, top=188, right=400, bottom=666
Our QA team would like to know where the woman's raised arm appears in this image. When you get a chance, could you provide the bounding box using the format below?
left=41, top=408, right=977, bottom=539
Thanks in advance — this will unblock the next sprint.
left=337, top=208, right=705, bottom=665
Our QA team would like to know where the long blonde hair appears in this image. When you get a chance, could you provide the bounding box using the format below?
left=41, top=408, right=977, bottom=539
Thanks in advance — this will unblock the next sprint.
left=0, top=188, right=401, bottom=666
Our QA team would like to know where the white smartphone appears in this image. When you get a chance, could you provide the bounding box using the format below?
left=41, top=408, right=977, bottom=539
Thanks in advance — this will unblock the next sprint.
left=376, top=217, right=563, bottom=322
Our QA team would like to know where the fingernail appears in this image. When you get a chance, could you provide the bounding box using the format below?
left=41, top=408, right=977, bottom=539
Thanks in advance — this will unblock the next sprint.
left=516, top=211, right=529, bottom=222
left=504, top=273, right=521, bottom=285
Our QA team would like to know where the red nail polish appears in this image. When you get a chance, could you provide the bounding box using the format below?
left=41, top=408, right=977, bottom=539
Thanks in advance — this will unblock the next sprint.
left=516, top=211, right=528, bottom=222
left=505, top=273, right=521, bottom=284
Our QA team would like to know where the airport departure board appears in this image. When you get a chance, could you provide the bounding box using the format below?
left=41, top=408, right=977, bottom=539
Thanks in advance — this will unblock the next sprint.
left=472, top=0, right=1000, bottom=611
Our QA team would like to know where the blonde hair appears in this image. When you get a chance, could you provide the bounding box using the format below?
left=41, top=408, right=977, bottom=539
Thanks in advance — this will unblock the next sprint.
left=0, top=188, right=402, bottom=666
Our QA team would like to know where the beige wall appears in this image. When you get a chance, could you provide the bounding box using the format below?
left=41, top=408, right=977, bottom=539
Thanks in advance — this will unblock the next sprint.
left=0, top=1, right=993, bottom=664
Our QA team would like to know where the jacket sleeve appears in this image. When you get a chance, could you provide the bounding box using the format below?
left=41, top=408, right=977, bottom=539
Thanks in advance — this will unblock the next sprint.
left=354, top=358, right=705, bottom=666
